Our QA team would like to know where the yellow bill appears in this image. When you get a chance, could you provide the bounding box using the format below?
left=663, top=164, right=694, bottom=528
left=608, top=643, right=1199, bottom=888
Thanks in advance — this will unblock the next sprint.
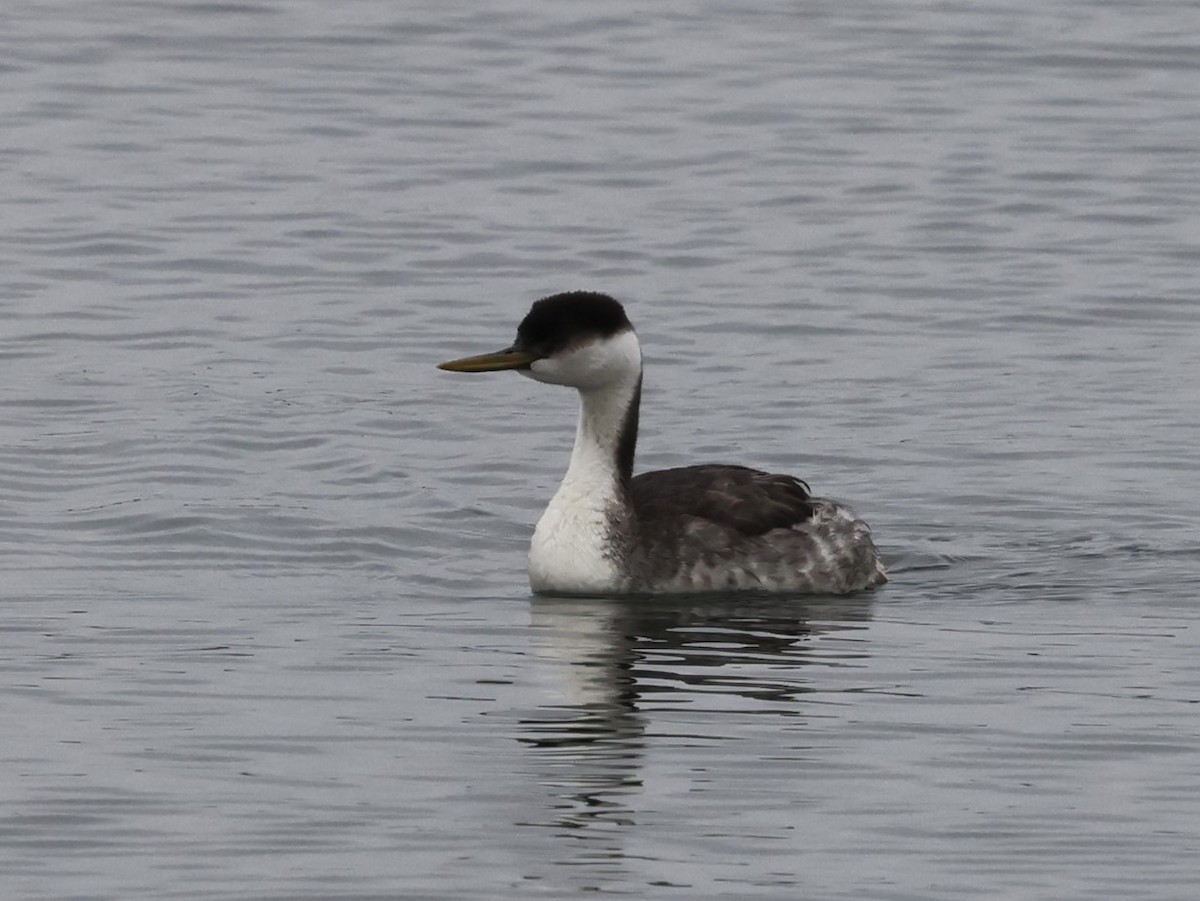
left=437, top=348, right=541, bottom=372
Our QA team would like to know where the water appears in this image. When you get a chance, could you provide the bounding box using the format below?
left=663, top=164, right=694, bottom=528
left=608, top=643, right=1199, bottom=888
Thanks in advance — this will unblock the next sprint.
left=2, top=0, right=1199, bottom=898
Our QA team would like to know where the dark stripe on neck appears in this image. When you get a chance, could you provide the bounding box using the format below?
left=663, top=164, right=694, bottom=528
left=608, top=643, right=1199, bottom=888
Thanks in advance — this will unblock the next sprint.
left=615, top=375, right=641, bottom=485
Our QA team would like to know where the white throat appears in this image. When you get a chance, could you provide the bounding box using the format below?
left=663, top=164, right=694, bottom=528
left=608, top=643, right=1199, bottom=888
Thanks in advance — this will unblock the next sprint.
left=527, top=330, right=642, bottom=594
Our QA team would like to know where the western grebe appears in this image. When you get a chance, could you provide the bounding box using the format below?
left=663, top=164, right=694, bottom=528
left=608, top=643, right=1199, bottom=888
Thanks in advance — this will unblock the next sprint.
left=438, top=291, right=887, bottom=596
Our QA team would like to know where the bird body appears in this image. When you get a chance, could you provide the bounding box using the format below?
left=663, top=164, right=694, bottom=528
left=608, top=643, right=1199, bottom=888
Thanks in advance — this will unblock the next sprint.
left=439, top=292, right=886, bottom=596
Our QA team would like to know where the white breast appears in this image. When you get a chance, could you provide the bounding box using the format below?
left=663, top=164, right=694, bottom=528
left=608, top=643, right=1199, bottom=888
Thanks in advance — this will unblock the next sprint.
left=528, top=468, right=623, bottom=595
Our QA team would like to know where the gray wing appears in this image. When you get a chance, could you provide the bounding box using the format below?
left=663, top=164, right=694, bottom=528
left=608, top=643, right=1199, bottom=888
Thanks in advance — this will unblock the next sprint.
left=629, top=464, right=814, bottom=536
left=627, top=464, right=885, bottom=593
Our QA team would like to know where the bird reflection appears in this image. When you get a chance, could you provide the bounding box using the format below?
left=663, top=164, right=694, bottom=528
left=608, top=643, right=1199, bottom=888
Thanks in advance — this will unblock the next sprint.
left=518, top=593, right=875, bottom=847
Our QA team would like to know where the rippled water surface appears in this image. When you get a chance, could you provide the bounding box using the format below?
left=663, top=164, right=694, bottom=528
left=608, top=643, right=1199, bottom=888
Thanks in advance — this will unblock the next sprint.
left=3, top=1, right=1199, bottom=898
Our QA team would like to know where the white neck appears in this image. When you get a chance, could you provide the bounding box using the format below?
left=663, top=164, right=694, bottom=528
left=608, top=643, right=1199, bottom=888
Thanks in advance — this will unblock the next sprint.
left=528, top=330, right=642, bottom=594
left=566, top=374, right=640, bottom=487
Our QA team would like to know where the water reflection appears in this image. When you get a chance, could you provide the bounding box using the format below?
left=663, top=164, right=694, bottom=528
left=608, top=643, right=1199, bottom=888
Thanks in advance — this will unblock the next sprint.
left=520, top=594, right=875, bottom=842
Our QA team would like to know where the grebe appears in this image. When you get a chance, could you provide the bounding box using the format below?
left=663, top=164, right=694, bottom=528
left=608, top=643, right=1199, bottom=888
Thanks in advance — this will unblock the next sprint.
left=438, top=291, right=886, bottom=595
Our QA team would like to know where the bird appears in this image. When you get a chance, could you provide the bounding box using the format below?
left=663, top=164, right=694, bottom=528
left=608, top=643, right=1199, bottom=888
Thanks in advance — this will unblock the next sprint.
left=438, top=291, right=886, bottom=596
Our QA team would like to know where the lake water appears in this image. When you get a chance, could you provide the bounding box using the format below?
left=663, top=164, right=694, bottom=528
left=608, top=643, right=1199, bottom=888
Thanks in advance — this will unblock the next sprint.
left=2, top=1, right=1199, bottom=898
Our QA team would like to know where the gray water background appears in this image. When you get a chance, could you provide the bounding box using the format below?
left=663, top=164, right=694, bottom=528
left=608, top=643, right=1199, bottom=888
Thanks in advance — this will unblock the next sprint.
left=2, top=1, right=1199, bottom=898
